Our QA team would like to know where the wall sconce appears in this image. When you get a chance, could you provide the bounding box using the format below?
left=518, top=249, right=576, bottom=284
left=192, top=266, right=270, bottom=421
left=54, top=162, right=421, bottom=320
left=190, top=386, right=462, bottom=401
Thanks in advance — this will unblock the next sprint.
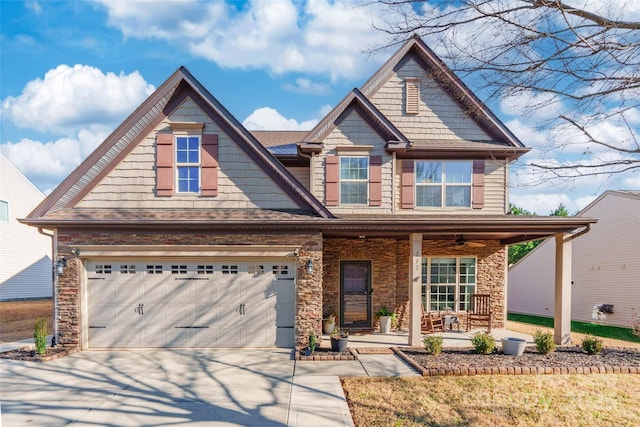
left=55, top=257, right=67, bottom=275
left=306, top=259, right=314, bottom=275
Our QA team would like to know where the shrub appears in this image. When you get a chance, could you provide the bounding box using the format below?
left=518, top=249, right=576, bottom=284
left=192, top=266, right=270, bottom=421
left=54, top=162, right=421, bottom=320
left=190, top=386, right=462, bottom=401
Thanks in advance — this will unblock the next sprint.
left=34, top=317, right=47, bottom=356
left=471, top=333, right=495, bottom=354
left=533, top=330, right=556, bottom=355
left=423, top=335, right=443, bottom=355
left=309, top=330, right=317, bottom=354
left=581, top=334, right=604, bottom=355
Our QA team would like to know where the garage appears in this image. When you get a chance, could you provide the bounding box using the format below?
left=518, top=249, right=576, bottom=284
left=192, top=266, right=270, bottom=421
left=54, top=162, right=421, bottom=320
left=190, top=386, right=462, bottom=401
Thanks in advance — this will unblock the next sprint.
left=86, top=260, right=295, bottom=348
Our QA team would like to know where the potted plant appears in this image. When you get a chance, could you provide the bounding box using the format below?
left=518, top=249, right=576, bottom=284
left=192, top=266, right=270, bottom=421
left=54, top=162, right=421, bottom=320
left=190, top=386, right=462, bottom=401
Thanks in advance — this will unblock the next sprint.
left=375, top=306, right=397, bottom=334
left=330, top=326, right=349, bottom=352
left=322, top=310, right=337, bottom=335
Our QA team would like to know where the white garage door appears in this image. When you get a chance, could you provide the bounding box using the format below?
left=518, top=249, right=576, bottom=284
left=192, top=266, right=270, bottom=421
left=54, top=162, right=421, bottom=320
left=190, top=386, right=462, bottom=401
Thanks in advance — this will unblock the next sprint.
left=87, top=260, right=295, bottom=348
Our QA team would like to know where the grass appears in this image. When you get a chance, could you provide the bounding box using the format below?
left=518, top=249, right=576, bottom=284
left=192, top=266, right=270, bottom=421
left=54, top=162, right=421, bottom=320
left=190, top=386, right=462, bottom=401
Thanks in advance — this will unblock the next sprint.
left=0, top=299, right=53, bottom=342
left=342, top=375, right=640, bottom=426
left=508, top=313, right=640, bottom=343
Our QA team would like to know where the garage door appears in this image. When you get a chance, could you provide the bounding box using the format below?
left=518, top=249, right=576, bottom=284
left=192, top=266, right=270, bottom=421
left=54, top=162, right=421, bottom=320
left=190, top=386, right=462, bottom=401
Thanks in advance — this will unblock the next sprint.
left=87, top=260, right=295, bottom=348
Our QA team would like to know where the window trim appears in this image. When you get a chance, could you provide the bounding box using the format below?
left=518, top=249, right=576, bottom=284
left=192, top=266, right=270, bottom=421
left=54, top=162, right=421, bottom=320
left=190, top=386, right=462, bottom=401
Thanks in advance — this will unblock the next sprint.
left=415, top=160, right=472, bottom=208
left=339, top=155, right=370, bottom=205
left=0, top=200, right=8, bottom=222
left=421, top=256, right=477, bottom=312
left=175, top=135, right=201, bottom=194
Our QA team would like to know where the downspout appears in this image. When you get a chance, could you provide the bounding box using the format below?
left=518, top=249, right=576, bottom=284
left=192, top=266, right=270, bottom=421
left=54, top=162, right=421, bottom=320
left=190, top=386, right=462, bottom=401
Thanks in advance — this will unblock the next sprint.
left=564, top=224, right=591, bottom=242
left=38, top=227, right=58, bottom=346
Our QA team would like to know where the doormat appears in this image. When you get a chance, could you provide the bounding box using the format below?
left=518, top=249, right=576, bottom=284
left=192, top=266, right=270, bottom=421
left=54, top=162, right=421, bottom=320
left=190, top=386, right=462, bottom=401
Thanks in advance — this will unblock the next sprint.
left=356, top=348, right=394, bottom=355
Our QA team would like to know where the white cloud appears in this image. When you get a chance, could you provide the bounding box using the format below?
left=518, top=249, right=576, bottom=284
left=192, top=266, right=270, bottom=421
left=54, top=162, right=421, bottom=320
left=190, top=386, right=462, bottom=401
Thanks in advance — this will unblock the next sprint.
left=500, top=90, right=564, bottom=120
left=25, top=1, right=42, bottom=14
left=282, top=78, right=330, bottom=95
left=2, top=64, right=155, bottom=135
left=99, top=0, right=398, bottom=82
left=0, top=129, right=107, bottom=193
left=242, top=107, right=318, bottom=131
left=510, top=192, right=574, bottom=216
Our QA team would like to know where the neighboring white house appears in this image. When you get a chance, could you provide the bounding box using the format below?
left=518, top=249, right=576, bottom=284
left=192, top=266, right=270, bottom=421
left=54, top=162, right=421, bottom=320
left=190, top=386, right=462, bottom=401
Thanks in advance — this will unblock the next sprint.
left=508, top=190, right=640, bottom=329
left=0, top=153, right=52, bottom=300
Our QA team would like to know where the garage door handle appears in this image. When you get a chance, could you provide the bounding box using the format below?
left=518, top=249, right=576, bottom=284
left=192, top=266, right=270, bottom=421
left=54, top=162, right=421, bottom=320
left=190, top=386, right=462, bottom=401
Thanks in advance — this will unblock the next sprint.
left=236, top=303, right=245, bottom=315
left=135, top=303, right=144, bottom=315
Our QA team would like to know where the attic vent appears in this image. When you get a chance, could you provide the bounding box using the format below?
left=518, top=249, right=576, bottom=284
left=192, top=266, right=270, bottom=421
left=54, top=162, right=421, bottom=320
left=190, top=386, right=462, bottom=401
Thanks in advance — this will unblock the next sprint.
left=405, top=79, right=419, bottom=115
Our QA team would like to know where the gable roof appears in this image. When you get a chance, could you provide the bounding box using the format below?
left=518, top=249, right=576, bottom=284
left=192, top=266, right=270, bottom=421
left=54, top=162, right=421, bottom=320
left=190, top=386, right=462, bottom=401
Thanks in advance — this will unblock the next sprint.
left=26, top=67, right=333, bottom=222
left=303, top=35, right=528, bottom=159
left=303, top=87, right=409, bottom=149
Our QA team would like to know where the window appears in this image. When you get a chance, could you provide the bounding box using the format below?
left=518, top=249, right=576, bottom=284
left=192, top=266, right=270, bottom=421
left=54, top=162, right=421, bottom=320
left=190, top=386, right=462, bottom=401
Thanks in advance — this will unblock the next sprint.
left=0, top=200, right=7, bottom=222
left=416, top=161, right=472, bottom=208
left=422, top=257, right=476, bottom=311
left=340, top=156, right=369, bottom=204
left=176, top=136, right=200, bottom=193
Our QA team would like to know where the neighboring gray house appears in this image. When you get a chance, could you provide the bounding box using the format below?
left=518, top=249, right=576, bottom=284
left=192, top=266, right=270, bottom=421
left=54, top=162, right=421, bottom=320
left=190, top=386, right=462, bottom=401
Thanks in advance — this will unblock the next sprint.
left=0, top=153, right=52, bottom=300
left=508, top=191, right=640, bottom=329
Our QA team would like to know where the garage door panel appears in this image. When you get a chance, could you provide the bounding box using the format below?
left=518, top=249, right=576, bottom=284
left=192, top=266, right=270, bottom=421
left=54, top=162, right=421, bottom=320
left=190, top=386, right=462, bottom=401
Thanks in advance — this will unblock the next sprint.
left=88, top=259, right=295, bottom=348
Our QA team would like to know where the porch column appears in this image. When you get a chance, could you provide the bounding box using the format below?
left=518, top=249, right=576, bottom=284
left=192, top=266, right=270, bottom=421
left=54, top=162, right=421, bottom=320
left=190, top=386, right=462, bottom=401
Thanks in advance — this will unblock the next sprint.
left=408, top=233, right=423, bottom=346
left=554, top=233, right=572, bottom=345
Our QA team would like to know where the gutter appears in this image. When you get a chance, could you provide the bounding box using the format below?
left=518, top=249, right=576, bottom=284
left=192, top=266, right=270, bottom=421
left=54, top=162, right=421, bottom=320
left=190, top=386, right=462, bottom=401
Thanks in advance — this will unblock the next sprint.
left=37, top=227, right=58, bottom=346
left=564, top=223, right=591, bottom=242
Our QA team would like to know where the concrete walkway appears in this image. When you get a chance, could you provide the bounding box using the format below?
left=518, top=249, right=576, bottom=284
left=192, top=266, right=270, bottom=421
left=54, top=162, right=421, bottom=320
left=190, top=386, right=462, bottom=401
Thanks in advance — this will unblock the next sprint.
left=0, top=328, right=531, bottom=427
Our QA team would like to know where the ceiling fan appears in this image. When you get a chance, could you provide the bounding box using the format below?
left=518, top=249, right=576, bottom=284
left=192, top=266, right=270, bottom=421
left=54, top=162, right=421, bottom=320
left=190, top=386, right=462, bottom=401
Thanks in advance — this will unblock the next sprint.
left=451, top=236, right=486, bottom=248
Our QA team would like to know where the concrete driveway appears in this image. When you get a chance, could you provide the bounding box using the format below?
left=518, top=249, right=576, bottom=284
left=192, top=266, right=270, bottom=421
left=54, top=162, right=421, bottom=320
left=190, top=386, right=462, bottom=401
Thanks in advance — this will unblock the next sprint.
left=0, top=349, right=344, bottom=426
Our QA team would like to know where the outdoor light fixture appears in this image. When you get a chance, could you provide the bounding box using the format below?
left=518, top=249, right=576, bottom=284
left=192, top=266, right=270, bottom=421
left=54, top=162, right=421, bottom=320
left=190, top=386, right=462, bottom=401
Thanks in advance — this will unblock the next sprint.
left=306, top=259, right=314, bottom=275
left=55, top=257, right=67, bottom=275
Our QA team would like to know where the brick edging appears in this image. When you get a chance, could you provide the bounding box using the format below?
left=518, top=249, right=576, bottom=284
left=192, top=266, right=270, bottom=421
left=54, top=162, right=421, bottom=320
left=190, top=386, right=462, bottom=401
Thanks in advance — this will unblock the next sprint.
left=295, top=347, right=359, bottom=361
left=392, top=347, right=640, bottom=376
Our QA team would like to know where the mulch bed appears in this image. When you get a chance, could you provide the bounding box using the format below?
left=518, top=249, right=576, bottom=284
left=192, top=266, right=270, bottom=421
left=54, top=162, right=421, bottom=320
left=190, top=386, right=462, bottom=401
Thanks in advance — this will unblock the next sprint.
left=0, top=346, right=77, bottom=363
left=394, top=346, right=640, bottom=376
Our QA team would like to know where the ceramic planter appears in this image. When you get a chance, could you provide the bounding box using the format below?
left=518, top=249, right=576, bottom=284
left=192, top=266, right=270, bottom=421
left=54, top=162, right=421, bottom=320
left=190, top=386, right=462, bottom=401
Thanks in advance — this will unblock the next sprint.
left=502, top=337, right=527, bottom=356
left=379, top=315, right=392, bottom=334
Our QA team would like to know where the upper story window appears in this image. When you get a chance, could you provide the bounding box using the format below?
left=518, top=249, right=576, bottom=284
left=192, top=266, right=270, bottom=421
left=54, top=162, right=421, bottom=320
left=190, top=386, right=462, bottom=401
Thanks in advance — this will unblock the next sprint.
left=340, top=156, right=369, bottom=204
left=176, top=136, right=201, bottom=193
left=415, top=161, right=472, bottom=208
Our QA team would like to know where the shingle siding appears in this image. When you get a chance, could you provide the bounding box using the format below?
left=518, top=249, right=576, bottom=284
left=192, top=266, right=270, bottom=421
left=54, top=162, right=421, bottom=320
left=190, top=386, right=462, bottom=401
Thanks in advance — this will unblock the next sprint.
left=78, top=98, right=299, bottom=210
left=370, top=57, right=492, bottom=142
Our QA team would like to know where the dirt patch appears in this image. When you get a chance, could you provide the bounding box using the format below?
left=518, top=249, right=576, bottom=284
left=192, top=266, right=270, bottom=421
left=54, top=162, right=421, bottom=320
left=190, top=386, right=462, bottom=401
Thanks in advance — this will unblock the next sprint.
left=0, top=299, right=53, bottom=343
left=396, top=346, right=640, bottom=376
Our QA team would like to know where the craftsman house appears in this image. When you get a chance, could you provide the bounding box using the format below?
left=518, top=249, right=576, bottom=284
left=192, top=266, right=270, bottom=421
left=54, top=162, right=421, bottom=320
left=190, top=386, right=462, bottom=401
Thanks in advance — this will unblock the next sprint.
left=23, top=36, right=595, bottom=350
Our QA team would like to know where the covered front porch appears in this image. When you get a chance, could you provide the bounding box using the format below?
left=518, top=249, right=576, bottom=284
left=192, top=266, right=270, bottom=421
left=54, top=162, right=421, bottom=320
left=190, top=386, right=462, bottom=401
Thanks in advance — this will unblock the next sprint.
left=318, top=215, right=597, bottom=348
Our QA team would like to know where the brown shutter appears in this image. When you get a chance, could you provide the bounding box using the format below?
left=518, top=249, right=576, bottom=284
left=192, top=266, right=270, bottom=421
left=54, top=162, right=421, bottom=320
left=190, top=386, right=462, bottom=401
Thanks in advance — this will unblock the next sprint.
left=405, top=80, right=419, bottom=114
left=201, top=134, right=218, bottom=197
left=369, top=155, right=382, bottom=206
left=156, top=133, right=174, bottom=197
left=325, top=155, right=339, bottom=206
left=401, top=160, right=415, bottom=209
left=472, top=160, right=485, bottom=209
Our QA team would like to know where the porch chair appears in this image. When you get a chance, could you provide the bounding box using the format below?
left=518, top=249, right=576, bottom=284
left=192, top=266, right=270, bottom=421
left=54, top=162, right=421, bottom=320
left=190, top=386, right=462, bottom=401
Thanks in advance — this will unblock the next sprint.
left=421, top=311, right=444, bottom=334
left=466, top=294, right=492, bottom=332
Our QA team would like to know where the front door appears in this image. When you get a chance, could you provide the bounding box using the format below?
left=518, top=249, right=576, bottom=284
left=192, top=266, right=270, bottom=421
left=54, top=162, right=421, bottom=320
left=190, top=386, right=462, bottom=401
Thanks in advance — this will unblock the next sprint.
left=340, top=261, right=372, bottom=329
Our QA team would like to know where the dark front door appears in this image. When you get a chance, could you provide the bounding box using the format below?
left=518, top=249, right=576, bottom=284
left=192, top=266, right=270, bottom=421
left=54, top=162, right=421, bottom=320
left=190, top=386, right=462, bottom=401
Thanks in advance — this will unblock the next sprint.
left=340, top=261, right=371, bottom=328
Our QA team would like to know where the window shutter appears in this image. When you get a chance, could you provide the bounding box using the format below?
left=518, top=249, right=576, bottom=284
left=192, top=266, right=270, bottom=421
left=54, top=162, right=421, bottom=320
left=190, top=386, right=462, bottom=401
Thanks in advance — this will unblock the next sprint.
left=369, top=155, right=382, bottom=206
left=401, top=160, right=415, bottom=209
left=472, top=160, right=485, bottom=209
left=156, top=133, right=174, bottom=197
left=325, top=155, right=339, bottom=206
left=201, top=134, right=219, bottom=197
left=405, top=80, right=419, bottom=115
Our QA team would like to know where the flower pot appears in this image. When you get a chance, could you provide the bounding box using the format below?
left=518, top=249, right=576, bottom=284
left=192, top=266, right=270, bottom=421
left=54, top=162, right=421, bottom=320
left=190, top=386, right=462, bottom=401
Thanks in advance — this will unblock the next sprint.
left=331, top=336, right=348, bottom=352
left=323, top=319, right=335, bottom=335
left=502, top=337, right=527, bottom=356
left=379, top=315, right=392, bottom=334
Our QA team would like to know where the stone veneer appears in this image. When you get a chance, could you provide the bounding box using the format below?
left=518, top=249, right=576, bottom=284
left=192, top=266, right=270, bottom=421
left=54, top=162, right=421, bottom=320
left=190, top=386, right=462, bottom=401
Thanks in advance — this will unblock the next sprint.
left=55, top=231, right=322, bottom=350
left=323, top=238, right=506, bottom=331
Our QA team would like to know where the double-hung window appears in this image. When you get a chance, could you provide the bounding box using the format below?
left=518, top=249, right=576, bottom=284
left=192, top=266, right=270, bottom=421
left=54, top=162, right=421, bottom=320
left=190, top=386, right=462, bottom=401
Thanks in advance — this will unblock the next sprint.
left=422, top=257, right=476, bottom=312
left=340, top=156, right=369, bottom=204
left=176, top=136, right=200, bottom=193
left=415, top=161, right=472, bottom=208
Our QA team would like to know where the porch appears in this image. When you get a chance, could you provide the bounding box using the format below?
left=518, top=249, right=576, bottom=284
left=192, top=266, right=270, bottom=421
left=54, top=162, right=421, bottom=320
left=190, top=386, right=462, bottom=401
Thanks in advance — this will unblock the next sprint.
left=318, top=328, right=534, bottom=350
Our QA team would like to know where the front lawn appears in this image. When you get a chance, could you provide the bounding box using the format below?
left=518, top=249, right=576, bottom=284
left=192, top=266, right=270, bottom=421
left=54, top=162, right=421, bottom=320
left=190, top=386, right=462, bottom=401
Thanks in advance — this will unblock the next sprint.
left=342, top=375, right=640, bottom=426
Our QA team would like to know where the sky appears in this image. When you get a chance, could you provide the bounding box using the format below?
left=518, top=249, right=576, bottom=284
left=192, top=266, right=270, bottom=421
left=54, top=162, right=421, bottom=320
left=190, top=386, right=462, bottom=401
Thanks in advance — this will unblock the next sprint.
left=1, top=0, right=638, bottom=215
